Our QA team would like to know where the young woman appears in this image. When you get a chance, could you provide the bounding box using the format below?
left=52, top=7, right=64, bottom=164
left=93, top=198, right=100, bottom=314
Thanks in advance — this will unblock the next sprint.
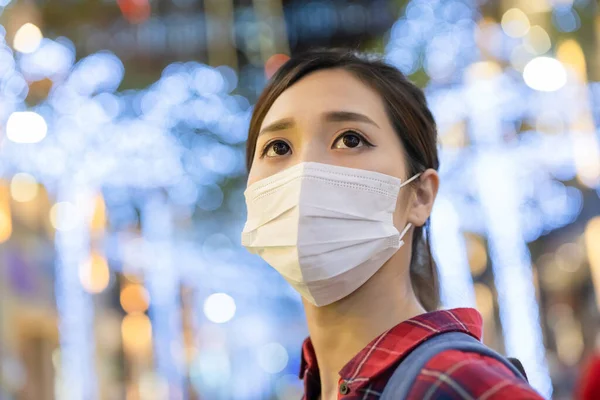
left=241, top=49, right=544, bottom=400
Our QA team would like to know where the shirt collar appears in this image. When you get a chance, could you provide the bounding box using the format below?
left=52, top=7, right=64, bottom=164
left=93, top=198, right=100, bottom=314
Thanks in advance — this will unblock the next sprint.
left=299, top=308, right=483, bottom=385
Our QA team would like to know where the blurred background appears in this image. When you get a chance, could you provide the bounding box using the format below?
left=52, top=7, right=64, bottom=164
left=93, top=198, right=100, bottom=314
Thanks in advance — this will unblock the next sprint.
left=0, top=0, right=599, bottom=399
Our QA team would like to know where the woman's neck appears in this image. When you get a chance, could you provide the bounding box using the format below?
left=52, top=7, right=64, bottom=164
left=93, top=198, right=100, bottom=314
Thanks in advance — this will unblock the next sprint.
left=303, top=253, right=426, bottom=400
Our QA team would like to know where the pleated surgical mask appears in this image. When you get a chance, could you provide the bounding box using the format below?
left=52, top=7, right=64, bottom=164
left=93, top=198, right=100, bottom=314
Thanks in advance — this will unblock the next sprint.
left=242, top=162, right=419, bottom=306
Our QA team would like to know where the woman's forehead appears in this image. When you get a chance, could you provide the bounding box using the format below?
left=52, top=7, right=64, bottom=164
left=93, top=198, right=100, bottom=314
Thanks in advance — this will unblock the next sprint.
left=261, top=69, right=388, bottom=129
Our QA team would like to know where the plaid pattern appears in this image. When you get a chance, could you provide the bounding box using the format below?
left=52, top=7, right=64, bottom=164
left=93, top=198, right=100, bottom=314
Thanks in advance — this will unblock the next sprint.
left=299, top=308, right=544, bottom=400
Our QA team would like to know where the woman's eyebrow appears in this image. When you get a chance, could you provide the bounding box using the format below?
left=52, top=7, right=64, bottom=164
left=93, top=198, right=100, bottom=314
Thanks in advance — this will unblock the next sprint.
left=258, top=111, right=379, bottom=136
left=323, top=111, right=380, bottom=128
left=259, top=118, right=295, bottom=136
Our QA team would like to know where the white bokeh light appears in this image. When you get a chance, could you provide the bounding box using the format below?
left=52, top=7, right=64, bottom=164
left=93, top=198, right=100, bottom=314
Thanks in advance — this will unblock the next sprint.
left=10, top=173, right=39, bottom=202
left=523, top=26, right=552, bottom=55
left=50, top=202, right=82, bottom=232
left=6, top=111, right=48, bottom=143
left=203, top=293, right=236, bottom=324
left=523, top=57, right=567, bottom=92
left=13, top=23, right=43, bottom=53
left=257, top=342, right=288, bottom=374
left=501, top=8, right=530, bottom=38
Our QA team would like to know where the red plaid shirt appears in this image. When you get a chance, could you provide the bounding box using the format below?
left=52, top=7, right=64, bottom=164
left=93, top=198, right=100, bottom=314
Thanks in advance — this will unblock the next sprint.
left=300, top=308, right=544, bottom=400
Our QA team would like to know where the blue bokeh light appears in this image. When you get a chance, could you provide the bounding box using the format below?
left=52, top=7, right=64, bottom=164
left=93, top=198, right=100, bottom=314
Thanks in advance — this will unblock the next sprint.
left=552, top=6, right=581, bottom=33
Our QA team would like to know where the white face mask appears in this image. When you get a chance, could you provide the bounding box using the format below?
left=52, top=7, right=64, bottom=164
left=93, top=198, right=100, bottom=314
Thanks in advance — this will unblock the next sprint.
left=241, top=162, right=419, bottom=307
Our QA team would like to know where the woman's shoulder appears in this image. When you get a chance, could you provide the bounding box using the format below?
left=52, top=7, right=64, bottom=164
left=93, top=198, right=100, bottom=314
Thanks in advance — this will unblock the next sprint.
left=406, top=349, right=545, bottom=399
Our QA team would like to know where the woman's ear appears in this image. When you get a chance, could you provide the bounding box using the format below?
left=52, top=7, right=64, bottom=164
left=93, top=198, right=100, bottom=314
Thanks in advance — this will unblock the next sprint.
left=408, top=169, right=439, bottom=227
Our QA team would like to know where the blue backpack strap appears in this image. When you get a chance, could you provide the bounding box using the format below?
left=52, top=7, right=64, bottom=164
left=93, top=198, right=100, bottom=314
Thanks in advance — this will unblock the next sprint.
left=379, top=331, right=527, bottom=400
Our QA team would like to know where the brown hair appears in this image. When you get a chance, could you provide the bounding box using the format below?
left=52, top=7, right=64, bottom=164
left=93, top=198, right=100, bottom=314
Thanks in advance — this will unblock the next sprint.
left=245, top=49, right=440, bottom=311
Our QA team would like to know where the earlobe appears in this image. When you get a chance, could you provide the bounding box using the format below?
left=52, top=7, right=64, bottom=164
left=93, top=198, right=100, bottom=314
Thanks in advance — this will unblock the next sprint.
left=407, top=169, right=439, bottom=227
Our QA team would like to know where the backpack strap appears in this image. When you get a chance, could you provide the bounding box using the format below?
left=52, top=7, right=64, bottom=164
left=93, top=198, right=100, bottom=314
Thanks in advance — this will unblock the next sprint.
left=379, top=331, right=527, bottom=400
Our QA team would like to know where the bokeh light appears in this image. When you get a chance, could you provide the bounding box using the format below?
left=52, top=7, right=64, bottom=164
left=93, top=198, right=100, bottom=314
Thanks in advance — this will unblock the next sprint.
left=79, top=252, right=111, bottom=294
left=474, top=283, right=495, bottom=319
left=0, top=187, right=12, bottom=243
left=90, top=195, right=106, bottom=233
left=197, top=184, right=224, bottom=211
left=10, top=173, right=39, bottom=202
left=501, top=8, right=530, bottom=38
left=257, top=342, right=288, bottom=374
left=50, top=202, right=81, bottom=232
left=265, top=53, right=290, bottom=79
left=13, top=23, right=43, bottom=54
left=523, top=26, right=552, bottom=55
left=121, top=313, right=153, bottom=355
left=557, top=39, right=587, bottom=81
left=510, top=44, right=536, bottom=71
left=552, top=6, right=581, bottom=33
left=202, top=233, right=234, bottom=263
left=203, top=293, right=236, bottom=324
left=120, top=283, right=150, bottom=314
left=523, top=57, right=567, bottom=92
left=117, top=0, right=151, bottom=24
left=585, top=217, right=600, bottom=310
left=6, top=111, right=48, bottom=144
left=466, top=234, right=488, bottom=277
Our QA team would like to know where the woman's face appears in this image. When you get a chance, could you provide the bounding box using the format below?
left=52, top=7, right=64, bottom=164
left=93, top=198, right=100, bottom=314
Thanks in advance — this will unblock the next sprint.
left=248, top=68, right=409, bottom=185
left=248, top=68, right=418, bottom=230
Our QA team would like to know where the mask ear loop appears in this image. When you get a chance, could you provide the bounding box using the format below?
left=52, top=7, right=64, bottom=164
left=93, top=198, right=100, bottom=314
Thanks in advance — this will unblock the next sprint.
left=399, top=222, right=413, bottom=240
left=397, top=172, right=422, bottom=246
left=399, top=172, right=422, bottom=188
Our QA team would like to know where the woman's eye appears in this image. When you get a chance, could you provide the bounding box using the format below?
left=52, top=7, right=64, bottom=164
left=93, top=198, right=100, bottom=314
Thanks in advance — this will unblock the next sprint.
left=264, top=140, right=291, bottom=157
left=333, top=131, right=368, bottom=149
